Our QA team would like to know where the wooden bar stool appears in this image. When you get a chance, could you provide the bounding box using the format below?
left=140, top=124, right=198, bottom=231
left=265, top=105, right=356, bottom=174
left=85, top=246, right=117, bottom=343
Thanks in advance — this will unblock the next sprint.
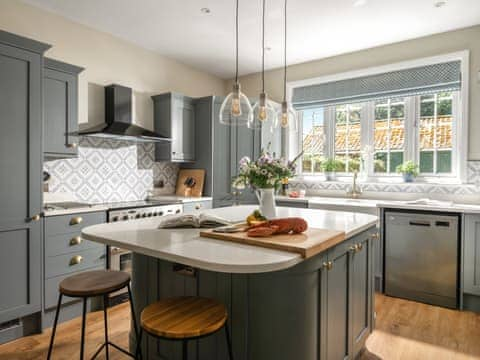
left=136, top=296, right=234, bottom=360
left=47, top=270, right=141, bottom=360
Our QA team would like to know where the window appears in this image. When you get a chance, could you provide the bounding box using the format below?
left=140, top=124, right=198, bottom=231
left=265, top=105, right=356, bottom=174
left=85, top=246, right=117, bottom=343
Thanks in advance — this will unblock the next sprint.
left=334, top=104, right=362, bottom=172
left=374, top=98, right=405, bottom=174
left=418, top=92, right=454, bottom=174
left=301, top=109, right=326, bottom=173
left=297, top=91, right=460, bottom=180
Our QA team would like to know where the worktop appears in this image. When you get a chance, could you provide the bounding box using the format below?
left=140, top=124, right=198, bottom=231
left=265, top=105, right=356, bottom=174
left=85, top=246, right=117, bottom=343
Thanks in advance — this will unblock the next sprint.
left=277, top=195, right=480, bottom=213
left=82, top=205, right=377, bottom=273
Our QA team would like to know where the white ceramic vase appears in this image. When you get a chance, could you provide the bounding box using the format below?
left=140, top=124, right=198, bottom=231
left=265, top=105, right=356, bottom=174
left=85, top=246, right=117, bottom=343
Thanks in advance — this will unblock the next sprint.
left=256, top=188, right=276, bottom=219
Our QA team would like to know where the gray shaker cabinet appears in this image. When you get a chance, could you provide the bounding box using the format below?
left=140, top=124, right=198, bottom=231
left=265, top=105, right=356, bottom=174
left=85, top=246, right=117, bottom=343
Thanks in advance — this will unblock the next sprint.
left=43, top=58, right=84, bottom=158
left=0, top=30, right=50, bottom=324
left=464, top=214, right=480, bottom=296
left=152, top=92, right=195, bottom=162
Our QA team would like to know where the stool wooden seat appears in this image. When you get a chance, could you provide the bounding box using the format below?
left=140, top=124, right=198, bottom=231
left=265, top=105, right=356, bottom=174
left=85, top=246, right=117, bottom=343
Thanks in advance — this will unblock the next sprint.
left=141, top=296, right=228, bottom=339
left=47, top=270, right=140, bottom=360
left=137, top=296, right=233, bottom=360
left=59, top=269, right=131, bottom=297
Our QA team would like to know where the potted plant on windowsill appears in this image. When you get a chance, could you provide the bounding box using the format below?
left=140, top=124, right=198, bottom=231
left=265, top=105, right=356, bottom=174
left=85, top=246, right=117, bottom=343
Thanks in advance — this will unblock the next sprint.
left=396, top=161, right=419, bottom=183
left=321, top=158, right=342, bottom=181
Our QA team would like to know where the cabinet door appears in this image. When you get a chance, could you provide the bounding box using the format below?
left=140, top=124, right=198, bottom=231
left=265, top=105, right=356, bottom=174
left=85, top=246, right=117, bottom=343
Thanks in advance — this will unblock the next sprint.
left=0, top=43, right=42, bottom=323
left=464, top=214, right=480, bottom=295
left=44, top=68, right=78, bottom=157
left=349, top=233, right=373, bottom=358
left=181, top=100, right=195, bottom=161
left=323, top=248, right=350, bottom=360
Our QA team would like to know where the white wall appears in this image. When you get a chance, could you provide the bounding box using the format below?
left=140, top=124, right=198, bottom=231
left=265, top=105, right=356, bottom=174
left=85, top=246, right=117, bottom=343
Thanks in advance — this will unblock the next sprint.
left=0, top=0, right=225, bottom=131
left=233, top=25, right=480, bottom=159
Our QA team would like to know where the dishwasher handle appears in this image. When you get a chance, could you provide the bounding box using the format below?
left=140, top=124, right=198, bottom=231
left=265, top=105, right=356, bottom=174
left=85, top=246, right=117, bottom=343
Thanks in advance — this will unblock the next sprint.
left=409, top=221, right=431, bottom=227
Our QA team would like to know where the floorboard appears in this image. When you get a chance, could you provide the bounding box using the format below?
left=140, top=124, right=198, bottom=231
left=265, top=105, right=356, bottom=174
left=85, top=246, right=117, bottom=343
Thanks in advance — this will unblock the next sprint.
left=0, top=294, right=479, bottom=359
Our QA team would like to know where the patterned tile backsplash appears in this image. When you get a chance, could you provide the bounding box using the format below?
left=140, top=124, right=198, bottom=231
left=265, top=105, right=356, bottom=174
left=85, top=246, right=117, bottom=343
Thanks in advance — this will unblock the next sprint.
left=44, top=137, right=179, bottom=203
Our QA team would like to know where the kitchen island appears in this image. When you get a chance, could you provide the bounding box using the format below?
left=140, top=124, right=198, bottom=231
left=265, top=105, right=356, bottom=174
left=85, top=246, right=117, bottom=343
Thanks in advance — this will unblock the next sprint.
left=82, top=206, right=378, bottom=360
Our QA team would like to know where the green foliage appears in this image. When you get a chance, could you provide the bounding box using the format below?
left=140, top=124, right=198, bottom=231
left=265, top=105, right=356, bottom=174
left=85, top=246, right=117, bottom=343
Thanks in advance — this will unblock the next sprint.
left=396, top=160, right=419, bottom=177
left=320, top=158, right=343, bottom=172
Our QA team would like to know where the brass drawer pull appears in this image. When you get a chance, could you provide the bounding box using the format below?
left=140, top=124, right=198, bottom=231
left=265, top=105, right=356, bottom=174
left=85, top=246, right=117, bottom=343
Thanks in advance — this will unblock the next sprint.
left=357, top=243, right=363, bottom=252
left=30, top=214, right=41, bottom=222
left=69, top=216, right=83, bottom=225
left=322, top=261, right=333, bottom=271
left=66, top=143, right=78, bottom=149
left=69, top=236, right=82, bottom=246
left=69, top=255, right=83, bottom=266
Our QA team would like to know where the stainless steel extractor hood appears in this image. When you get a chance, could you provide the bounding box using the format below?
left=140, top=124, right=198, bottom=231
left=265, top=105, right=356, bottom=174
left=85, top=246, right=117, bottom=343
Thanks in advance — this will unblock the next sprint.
left=76, top=84, right=171, bottom=143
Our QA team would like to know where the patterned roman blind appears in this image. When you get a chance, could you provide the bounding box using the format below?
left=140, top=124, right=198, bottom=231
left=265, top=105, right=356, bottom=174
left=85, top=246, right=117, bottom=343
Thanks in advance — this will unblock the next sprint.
left=292, top=60, right=461, bottom=109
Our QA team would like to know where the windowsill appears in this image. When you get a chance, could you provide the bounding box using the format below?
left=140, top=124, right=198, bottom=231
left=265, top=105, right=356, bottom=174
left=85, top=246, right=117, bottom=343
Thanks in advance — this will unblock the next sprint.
left=293, top=174, right=467, bottom=186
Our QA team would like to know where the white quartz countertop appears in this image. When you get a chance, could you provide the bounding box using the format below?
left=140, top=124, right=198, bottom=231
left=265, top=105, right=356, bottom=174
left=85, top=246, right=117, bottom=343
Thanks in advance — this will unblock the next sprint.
left=147, top=195, right=213, bottom=203
left=276, top=195, right=480, bottom=213
left=82, top=205, right=377, bottom=274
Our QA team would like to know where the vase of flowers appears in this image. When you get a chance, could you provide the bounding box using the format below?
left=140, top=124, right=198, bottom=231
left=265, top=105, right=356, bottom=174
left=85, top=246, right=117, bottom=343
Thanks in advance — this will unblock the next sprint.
left=233, top=152, right=296, bottom=219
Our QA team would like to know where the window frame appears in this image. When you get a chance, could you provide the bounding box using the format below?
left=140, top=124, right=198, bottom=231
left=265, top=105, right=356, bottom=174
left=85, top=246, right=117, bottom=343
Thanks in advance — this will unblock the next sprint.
left=287, top=51, right=469, bottom=183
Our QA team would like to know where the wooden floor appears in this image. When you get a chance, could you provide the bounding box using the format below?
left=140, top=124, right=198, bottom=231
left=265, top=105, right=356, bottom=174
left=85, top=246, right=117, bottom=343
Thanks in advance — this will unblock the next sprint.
left=0, top=294, right=479, bottom=359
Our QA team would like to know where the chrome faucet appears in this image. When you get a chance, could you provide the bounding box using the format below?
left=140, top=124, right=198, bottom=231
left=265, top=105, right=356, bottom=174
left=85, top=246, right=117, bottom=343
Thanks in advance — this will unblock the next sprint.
left=346, top=171, right=363, bottom=199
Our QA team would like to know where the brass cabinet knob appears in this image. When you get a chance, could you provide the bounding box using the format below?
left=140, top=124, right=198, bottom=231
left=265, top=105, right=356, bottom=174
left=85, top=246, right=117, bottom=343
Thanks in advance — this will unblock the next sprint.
left=69, top=255, right=83, bottom=266
left=69, top=236, right=82, bottom=246
left=195, top=204, right=201, bottom=210
left=322, top=261, right=333, bottom=271
left=69, top=216, right=83, bottom=225
left=66, top=143, right=77, bottom=149
left=371, top=232, right=379, bottom=240
left=357, top=243, right=363, bottom=252
left=30, top=214, right=41, bottom=222
left=349, top=244, right=359, bottom=253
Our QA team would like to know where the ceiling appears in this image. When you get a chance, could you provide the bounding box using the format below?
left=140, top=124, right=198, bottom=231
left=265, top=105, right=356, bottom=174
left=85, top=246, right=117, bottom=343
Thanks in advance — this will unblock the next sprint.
left=22, top=0, right=480, bottom=79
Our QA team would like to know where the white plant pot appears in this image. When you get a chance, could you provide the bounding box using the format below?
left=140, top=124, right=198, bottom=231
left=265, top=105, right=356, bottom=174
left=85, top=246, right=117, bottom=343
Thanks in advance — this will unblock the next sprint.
left=324, top=172, right=336, bottom=181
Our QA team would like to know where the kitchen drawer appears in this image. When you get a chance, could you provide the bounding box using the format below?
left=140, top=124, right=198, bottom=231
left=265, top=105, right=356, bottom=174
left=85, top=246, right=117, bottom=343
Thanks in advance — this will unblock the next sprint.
left=45, top=232, right=104, bottom=257
left=45, top=211, right=106, bottom=236
left=45, top=247, right=106, bottom=279
left=44, top=266, right=104, bottom=309
left=183, top=200, right=212, bottom=214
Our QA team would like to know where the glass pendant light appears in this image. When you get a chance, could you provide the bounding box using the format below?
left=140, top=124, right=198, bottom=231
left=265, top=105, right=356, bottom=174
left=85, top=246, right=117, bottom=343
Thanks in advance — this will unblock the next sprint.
left=276, top=0, right=297, bottom=131
left=219, top=0, right=252, bottom=126
left=249, top=0, right=277, bottom=130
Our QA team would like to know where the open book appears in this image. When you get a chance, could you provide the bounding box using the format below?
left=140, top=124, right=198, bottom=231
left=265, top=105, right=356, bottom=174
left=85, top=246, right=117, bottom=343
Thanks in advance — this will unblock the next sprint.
left=157, top=213, right=233, bottom=229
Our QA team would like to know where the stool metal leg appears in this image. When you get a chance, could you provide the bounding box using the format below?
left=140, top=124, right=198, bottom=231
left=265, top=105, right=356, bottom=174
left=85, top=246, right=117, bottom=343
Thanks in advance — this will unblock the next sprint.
left=80, top=298, right=87, bottom=360
left=127, top=283, right=142, bottom=360
left=46, top=293, right=63, bottom=360
left=135, top=327, right=143, bottom=360
left=225, top=322, right=234, bottom=360
left=182, top=340, right=188, bottom=360
left=103, top=295, right=110, bottom=360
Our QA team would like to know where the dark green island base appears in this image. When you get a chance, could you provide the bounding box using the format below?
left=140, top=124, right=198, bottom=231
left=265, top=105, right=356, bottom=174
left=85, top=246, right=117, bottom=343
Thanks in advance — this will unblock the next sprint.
left=130, top=225, right=376, bottom=360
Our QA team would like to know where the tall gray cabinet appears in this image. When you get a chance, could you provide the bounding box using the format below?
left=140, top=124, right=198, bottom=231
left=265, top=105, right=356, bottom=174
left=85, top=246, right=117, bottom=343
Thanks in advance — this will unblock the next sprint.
left=183, top=96, right=261, bottom=207
left=0, top=31, right=50, bottom=339
left=43, top=58, right=84, bottom=158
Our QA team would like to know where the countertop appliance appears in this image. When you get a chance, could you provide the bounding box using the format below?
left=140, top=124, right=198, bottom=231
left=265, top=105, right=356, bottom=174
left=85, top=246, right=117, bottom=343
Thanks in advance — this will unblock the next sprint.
left=107, top=202, right=182, bottom=301
left=384, top=210, right=460, bottom=309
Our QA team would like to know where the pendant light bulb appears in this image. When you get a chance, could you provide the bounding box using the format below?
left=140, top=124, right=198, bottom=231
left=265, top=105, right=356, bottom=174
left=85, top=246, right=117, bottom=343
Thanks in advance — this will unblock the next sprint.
left=277, top=100, right=297, bottom=131
left=219, top=0, right=253, bottom=126
left=249, top=0, right=278, bottom=130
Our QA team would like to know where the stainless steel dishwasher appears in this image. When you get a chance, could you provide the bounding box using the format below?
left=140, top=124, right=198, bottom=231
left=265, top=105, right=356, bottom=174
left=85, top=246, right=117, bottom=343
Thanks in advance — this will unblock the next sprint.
left=384, top=210, right=459, bottom=309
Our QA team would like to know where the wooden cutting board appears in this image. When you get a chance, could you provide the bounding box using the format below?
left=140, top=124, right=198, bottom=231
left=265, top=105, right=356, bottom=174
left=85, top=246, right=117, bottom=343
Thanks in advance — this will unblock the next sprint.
left=200, top=226, right=345, bottom=258
left=175, top=169, right=205, bottom=197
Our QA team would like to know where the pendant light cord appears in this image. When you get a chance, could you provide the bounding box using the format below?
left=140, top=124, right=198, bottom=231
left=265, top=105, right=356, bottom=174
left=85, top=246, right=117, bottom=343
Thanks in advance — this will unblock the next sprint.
left=235, top=0, right=239, bottom=84
left=262, top=0, right=265, bottom=92
left=283, top=0, right=287, bottom=101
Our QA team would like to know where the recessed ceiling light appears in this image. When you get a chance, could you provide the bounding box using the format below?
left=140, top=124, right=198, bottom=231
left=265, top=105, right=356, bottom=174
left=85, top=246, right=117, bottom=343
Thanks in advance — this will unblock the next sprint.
left=353, top=0, right=367, bottom=7
left=434, top=1, right=447, bottom=7
left=264, top=46, right=272, bottom=51
left=200, top=7, right=211, bottom=14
